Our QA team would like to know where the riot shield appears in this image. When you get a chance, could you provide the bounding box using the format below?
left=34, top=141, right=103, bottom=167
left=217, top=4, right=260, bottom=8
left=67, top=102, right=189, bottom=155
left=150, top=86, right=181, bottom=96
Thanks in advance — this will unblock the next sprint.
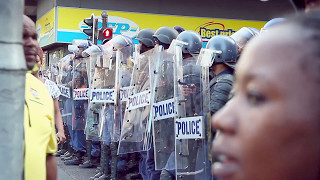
left=48, top=57, right=60, bottom=82
left=72, top=57, right=89, bottom=130
left=112, top=49, right=133, bottom=143
left=174, top=47, right=212, bottom=179
left=152, top=40, right=187, bottom=170
left=85, top=52, right=116, bottom=140
left=57, top=55, right=73, bottom=126
left=118, top=46, right=160, bottom=154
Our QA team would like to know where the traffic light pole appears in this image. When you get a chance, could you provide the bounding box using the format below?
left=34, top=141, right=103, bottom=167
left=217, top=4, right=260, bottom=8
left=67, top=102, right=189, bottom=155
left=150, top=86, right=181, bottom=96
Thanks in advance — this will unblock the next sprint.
left=99, top=11, right=113, bottom=43
left=93, top=18, right=98, bottom=45
left=0, top=0, right=25, bottom=179
left=101, top=11, right=108, bottom=29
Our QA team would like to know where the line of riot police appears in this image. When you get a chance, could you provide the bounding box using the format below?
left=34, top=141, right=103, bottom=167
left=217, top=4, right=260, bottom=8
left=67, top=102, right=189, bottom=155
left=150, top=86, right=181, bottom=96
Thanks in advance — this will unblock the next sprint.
left=41, top=19, right=282, bottom=180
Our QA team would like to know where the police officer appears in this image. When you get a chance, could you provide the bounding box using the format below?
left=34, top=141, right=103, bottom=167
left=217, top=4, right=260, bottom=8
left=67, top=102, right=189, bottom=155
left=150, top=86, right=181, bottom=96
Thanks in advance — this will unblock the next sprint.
left=159, top=30, right=203, bottom=180
left=141, top=26, right=178, bottom=180
left=136, top=28, right=156, bottom=54
left=89, top=39, right=117, bottom=179
left=131, top=28, right=157, bottom=180
left=93, top=35, right=134, bottom=180
left=59, top=55, right=75, bottom=160
left=207, top=35, right=238, bottom=115
left=177, top=30, right=203, bottom=61
left=153, top=26, right=179, bottom=50
left=64, top=43, right=89, bottom=166
left=80, top=44, right=105, bottom=169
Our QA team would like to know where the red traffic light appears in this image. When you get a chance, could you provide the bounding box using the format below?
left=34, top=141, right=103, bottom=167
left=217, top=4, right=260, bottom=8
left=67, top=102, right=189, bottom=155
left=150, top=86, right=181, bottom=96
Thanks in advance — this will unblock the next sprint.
left=103, top=28, right=113, bottom=38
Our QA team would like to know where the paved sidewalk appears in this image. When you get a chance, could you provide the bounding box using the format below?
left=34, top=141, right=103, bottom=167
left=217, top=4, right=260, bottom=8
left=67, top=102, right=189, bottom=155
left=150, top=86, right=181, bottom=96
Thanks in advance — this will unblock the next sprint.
left=57, top=158, right=97, bottom=180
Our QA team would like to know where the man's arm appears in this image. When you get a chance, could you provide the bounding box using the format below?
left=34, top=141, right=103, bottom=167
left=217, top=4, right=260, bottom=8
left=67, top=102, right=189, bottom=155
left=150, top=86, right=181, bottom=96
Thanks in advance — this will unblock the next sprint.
left=46, top=155, right=57, bottom=180
left=54, top=98, right=66, bottom=144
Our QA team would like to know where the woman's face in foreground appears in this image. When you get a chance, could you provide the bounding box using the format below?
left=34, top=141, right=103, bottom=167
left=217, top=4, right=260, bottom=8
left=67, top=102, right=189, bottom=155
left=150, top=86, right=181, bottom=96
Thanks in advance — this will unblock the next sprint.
left=212, top=24, right=320, bottom=180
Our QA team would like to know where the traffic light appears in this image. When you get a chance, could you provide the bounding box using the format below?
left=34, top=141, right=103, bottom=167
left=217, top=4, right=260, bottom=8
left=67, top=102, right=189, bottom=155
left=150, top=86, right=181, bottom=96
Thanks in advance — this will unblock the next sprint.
left=98, top=28, right=113, bottom=43
left=98, top=11, right=112, bottom=43
left=82, top=14, right=98, bottom=44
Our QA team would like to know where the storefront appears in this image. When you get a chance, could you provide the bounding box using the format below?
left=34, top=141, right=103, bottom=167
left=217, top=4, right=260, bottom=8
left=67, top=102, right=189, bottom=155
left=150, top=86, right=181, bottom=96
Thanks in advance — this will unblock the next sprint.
left=36, top=6, right=265, bottom=72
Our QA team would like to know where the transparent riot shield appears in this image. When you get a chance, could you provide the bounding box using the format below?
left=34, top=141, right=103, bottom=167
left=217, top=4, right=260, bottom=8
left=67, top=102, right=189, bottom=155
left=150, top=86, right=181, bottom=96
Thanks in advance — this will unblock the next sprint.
left=57, top=55, right=73, bottom=126
left=174, top=47, right=212, bottom=179
left=85, top=52, right=116, bottom=141
left=48, top=57, right=60, bottom=82
left=112, top=49, right=133, bottom=143
left=152, top=40, right=187, bottom=170
left=118, top=46, right=159, bottom=154
left=72, top=57, right=89, bottom=130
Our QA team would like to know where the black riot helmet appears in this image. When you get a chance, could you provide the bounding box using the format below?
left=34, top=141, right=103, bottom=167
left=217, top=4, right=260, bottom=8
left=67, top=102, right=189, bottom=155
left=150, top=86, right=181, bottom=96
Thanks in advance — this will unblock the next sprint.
left=153, top=27, right=179, bottom=47
left=136, top=28, right=156, bottom=48
left=206, top=35, right=238, bottom=69
left=174, top=26, right=185, bottom=34
left=177, top=30, right=203, bottom=54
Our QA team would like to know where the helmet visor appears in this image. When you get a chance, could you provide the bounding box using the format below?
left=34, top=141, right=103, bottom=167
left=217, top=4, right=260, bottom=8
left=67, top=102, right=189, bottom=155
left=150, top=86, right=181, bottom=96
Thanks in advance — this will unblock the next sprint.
left=196, top=48, right=222, bottom=67
left=231, top=27, right=255, bottom=49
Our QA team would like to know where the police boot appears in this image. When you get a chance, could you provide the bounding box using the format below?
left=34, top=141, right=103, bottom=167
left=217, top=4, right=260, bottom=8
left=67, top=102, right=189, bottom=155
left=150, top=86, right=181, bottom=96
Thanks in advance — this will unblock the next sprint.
left=90, top=171, right=103, bottom=180
left=102, top=144, right=111, bottom=179
left=62, top=154, right=73, bottom=161
left=79, top=140, right=95, bottom=168
left=56, top=148, right=67, bottom=157
left=61, top=134, right=73, bottom=160
left=160, top=169, right=174, bottom=180
left=92, top=143, right=111, bottom=180
left=125, top=173, right=142, bottom=180
left=124, top=153, right=141, bottom=179
left=90, top=166, right=103, bottom=180
left=80, top=140, right=93, bottom=166
left=94, top=174, right=109, bottom=180
left=64, top=151, right=84, bottom=165
left=61, top=148, right=74, bottom=161
left=110, top=142, right=118, bottom=180
left=127, top=152, right=139, bottom=170
left=95, top=166, right=102, bottom=173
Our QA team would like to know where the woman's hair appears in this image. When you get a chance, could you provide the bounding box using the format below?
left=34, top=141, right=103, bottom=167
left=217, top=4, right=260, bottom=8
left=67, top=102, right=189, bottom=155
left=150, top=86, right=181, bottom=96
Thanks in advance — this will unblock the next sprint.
left=285, top=11, right=320, bottom=82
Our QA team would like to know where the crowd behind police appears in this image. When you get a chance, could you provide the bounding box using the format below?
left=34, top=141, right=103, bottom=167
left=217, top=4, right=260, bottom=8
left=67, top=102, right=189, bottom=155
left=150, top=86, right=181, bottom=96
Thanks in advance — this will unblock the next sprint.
left=19, top=0, right=320, bottom=179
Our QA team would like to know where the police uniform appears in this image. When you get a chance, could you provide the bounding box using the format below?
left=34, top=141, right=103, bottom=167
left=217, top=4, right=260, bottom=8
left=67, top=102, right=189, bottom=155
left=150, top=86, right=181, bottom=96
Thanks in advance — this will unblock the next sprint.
left=209, top=69, right=234, bottom=114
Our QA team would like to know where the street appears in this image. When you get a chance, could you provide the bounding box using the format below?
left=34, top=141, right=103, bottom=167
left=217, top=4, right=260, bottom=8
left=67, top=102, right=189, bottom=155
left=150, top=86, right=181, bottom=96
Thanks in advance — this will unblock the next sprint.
left=57, top=158, right=96, bottom=180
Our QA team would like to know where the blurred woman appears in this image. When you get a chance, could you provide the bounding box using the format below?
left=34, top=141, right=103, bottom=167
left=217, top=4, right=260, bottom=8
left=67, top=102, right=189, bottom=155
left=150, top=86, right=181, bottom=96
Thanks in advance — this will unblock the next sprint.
left=211, top=12, right=320, bottom=180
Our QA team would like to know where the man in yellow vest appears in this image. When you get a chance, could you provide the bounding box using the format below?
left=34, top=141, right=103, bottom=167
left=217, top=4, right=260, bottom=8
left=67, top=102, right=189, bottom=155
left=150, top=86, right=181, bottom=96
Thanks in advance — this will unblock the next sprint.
left=23, top=15, right=58, bottom=180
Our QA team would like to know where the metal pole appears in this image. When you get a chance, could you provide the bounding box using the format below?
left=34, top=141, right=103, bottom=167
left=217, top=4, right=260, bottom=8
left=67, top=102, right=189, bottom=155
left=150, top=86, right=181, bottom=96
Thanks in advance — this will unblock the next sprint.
left=0, top=0, right=26, bottom=179
left=101, top=11, right=108, bottom=29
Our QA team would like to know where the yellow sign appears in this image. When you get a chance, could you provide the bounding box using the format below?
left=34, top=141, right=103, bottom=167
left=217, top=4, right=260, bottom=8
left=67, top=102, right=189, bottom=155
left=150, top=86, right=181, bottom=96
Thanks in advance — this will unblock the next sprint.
left=36, top=8, right=56, bottom=47
left=57, top=7, right=265, bottom=44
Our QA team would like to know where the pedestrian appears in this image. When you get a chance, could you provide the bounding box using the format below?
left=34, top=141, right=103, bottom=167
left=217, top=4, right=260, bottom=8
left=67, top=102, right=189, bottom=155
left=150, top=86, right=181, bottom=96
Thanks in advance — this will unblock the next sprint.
left=33, top=46, right=66, bottom=145
left=23, top=14, right=57, bottom=180
left=212, top=11, right=320, bottom=180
